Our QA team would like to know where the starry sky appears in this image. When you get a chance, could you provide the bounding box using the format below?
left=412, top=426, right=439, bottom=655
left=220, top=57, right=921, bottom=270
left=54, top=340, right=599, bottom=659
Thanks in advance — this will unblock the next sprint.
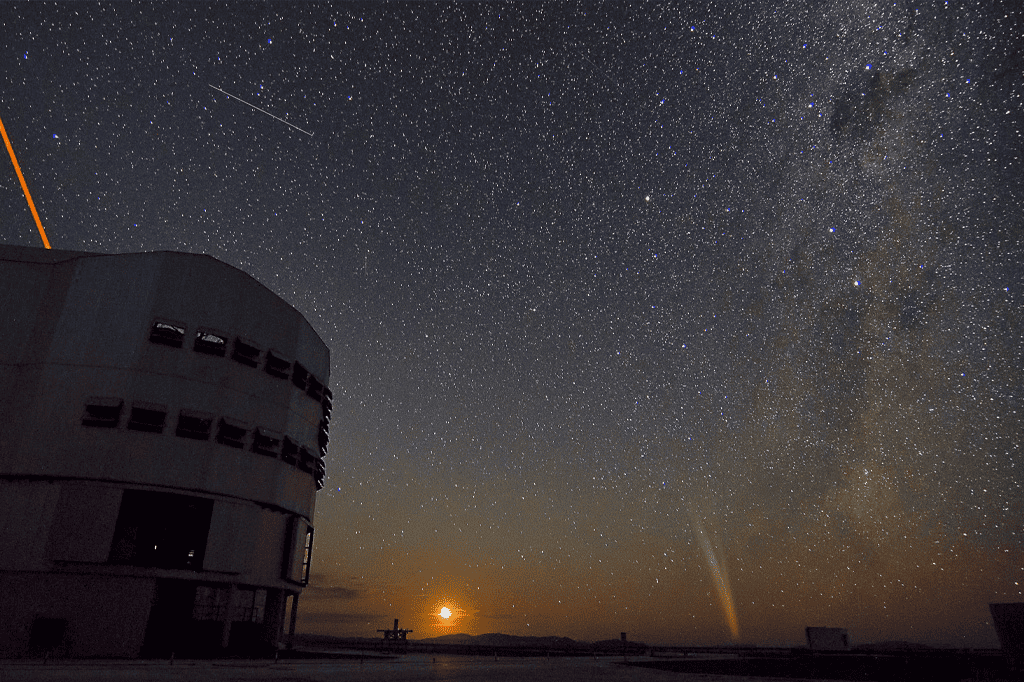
left=2, top=1, right=1022, bottom=648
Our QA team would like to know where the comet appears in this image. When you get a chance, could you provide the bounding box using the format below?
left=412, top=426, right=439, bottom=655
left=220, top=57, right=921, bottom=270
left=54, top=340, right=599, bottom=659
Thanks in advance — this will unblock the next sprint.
left=690, top=510, right=740, bottom=641
left=208, top=84, right=313, bottom=137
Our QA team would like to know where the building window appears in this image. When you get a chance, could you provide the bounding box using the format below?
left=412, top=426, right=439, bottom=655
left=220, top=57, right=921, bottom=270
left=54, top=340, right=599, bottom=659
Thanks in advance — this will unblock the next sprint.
left=281, top=437, right=299, bottom=465
left=176, top=410, right=214, bottom=440
left=193, top=330, right=227, bottom=356
left=317, top=420, right=330, bottom=458
left=231, top=338, right=261, bottom=368
left=306, top=374, right=323, bottom=402
left=192, top=586, right=267, bottom=624
left=291, top=362, right=309, bottom=391
left=215, top=418, right=248, bottom=449
left=108, top=490, right=213, bottom=570
left=82, top=397, right=123, bottom=428
left=300, top=526, right=314, bottom=585
left=298, top=446, right=316, bottom=474
left=321, top=387, right=333, bottom=422
left=315, top=458, right=326, bottom=491
left=193, top=586, right=229, bottom=621
left=149, top=320, right=186, bottom=348
left=126, top=403, right=167, bottom=434
left=252, top=427, right=282, bottom=457
left=265, top=350, right=291, bottom=379
left=234, top=588, right=267, bottom=624
left=283, top=518, right=314, bottom=585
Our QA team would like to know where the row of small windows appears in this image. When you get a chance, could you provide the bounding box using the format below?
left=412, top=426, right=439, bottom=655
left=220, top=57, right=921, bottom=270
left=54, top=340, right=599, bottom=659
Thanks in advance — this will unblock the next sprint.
left=149, top=320, right=332, bottom=422
left=82, top=398, right=326, bottom=489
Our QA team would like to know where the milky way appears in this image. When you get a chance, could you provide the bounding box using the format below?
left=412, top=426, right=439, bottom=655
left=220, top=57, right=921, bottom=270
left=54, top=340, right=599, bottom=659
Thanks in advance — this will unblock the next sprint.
left=2, top=1, right=1021, bottom=647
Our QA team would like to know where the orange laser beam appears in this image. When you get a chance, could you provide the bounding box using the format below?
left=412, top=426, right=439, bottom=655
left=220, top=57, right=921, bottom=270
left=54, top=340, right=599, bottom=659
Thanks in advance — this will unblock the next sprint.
left=0, top=114, right=50, bottom=249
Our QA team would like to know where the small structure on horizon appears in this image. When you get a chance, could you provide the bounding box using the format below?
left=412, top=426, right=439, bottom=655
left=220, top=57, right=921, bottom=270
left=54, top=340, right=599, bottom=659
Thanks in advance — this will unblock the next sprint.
left=378, top=618, right=413, bottom=642
left=806, top=627, right=850, bottom=651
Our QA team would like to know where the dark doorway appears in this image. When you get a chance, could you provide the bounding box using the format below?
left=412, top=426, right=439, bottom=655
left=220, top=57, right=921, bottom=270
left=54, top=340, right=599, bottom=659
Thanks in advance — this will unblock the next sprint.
left=28, top=618, right=67, bottom=656
left=141, top=580, right=197, bottom=657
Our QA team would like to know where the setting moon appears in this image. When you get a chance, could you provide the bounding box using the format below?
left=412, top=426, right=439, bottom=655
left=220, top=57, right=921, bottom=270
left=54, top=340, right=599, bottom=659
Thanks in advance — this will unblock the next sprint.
left=439, top=607, right=452, bottom=619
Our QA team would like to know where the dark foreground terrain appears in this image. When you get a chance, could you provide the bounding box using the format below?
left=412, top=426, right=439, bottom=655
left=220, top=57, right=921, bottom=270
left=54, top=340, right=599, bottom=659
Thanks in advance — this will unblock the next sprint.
left=2, top=650, right=1020, bottom=682
left=627, top=649, right=1018, bottom=681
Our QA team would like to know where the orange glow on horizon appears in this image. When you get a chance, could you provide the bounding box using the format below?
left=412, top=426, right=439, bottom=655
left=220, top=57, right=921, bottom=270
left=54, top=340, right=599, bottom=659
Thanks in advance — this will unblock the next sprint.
left=413, top=572, right=483, bottom=636
left=430, top=597, right=468, bottom=631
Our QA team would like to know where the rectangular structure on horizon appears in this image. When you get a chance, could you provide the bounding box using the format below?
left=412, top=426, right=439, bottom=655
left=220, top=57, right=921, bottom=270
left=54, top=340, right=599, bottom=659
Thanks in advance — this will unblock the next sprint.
left=805, top=627, right=850, bottom=651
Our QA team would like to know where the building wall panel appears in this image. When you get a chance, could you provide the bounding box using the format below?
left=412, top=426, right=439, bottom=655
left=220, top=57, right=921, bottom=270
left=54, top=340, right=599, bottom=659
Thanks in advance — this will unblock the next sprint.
left=203, top=500, right=258, bottom=574
left=45, top=483, right=122, bottom=563
left=0, top=572, right=155, bottom=658
left=0, top=481, right=61, bottom=571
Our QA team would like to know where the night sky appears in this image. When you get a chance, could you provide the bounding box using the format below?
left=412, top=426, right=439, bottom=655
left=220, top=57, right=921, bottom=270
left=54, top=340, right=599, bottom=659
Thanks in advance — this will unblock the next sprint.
left=2, top=1, right=1022, bottom=648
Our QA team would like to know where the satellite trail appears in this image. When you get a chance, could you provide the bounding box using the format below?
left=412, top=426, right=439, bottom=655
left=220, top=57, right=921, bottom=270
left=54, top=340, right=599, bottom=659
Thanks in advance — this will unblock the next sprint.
left=208, top=84, right=313, bottom=137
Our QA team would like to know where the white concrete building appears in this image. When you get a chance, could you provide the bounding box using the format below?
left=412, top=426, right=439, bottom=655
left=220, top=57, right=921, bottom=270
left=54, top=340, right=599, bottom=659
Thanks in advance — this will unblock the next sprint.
left=0, top=245, right=331, bottom=658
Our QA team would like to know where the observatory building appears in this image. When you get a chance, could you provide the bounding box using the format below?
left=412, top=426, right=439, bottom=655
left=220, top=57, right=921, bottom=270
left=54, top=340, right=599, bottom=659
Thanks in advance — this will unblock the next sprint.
left=0, top=245, right=332, bottom=658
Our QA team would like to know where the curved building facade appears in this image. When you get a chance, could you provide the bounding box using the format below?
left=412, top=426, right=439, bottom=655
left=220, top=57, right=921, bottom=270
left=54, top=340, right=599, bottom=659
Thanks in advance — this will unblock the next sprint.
left=0, top=245, right=331, bottom=658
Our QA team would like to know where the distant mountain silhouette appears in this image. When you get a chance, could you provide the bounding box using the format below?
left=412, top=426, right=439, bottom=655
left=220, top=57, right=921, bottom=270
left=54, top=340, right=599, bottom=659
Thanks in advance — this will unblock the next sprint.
left=853, top=640, right=935, bottom=652
left=590, top=639, right=649, bottom=653
left=293, top=630, right=663, bottom=656
left=417, top=632, right=648, bottom=653
left=418, top=633, right=584, bottom=649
